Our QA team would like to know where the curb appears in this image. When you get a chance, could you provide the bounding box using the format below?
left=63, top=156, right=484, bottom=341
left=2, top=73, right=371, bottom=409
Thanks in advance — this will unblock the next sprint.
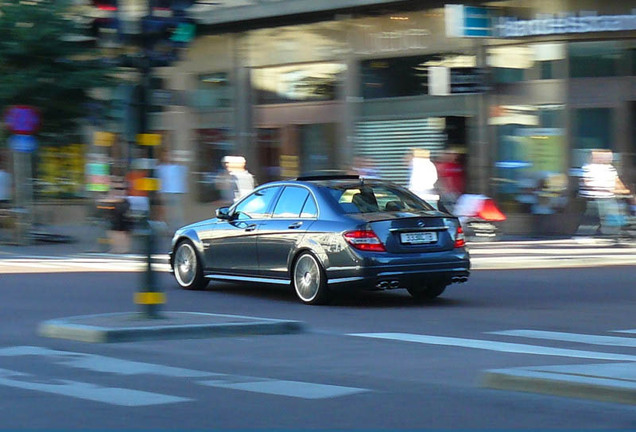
left=480, top=362, right=636, bottom=406
left=38, top=311, right=306, bottom=343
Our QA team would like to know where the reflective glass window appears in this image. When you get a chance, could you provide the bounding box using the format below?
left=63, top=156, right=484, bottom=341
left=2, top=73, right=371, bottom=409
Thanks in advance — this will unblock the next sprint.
left=569, top=42, right=623, bottom=78
left=361, top=54, right=479, bottom=98
left=300, top=195, right=318, bottom=218
left=327, top=184, right=434, bottom=214
left=191, top=73, right=231, bottom=110
left=272, top=186, right=309, bottom=218
left=573, top=108, right=614, bottom=151
left=234, top=186, right=281, bottom=219
left=252, top=63, right=346, bottom=104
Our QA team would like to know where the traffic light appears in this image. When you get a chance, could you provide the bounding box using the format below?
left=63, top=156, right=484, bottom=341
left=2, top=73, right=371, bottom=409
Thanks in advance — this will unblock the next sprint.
left=169, top=0, right=196, bottom=45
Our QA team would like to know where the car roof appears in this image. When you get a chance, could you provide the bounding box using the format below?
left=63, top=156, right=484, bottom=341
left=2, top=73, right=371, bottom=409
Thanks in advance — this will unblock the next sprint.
left=295, top=171, right=360, bottom=181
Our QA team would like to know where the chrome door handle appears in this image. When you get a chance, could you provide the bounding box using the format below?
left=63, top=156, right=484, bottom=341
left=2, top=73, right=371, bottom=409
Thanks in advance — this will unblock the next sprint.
left=245, top=224, right=257, bottom=232
left=288, top=222, right=303, bottom=229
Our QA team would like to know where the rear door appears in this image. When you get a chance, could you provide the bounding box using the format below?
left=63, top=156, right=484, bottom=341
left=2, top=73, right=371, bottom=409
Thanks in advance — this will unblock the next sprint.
left=257, top=186, right=317, bottom=279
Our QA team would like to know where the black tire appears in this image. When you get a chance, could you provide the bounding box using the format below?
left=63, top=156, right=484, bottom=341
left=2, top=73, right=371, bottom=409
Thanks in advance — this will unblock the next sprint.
left=172, top=240, right=208, bottom=290
left=407, top=284, right=446, bottom=301
left=292, top=252, right=332, bottom=305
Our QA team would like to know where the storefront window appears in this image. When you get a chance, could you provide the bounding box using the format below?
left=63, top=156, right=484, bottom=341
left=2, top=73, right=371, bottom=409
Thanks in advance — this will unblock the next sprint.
left=360, top=54, right=477, bottom=98
left=191, top=73, right=231, bottom=111
left=488, top=43, right=566, bottom=83
left=491, top=105, right=567, bottom=212
left=299, top=123, right=337, bottom=173
left=35, top=144, right=85, bottom=199
left=571, top=108, right=614, bottom=169
left=569, top=41, right=624, bottom=78
left=252, top=63, right=346, bottom=104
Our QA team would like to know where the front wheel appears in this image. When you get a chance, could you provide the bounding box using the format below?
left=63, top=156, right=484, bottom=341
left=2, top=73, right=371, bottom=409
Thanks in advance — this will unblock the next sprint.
left=173, top=240, right=208, bottom=290
left=407, top=284, right=446, bottom=301
left=292, top=252, right=331, bottom=305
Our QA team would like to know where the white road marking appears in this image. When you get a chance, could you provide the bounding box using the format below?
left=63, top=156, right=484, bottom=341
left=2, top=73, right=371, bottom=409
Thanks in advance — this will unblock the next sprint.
left=0, top=368, right=191, bottom=406
left=488, top=330, right=636, bottom=347
left=349, top=333, right=636, bottom=361
left=0, top=258, right=163, bottom=273
left=0, top=346, right=369, bottom=402
left=0, top=346, right=218, bottom=378
left=199, top=377, right=367, bottom=399
left=613, top=329, right=636, bottom=335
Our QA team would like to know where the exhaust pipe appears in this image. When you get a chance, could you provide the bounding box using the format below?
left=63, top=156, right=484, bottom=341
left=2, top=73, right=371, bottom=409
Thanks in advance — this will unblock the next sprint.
left=376, top=281, right=389, bottom=290
left=451, top=276, right=468, bottom=283
left=389, top=280, right=400, bottom=289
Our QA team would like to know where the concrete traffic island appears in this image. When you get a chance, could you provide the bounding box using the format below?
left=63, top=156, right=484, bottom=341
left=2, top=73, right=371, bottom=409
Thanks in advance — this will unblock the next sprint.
left=38, top=311, right=306, bottom=343
left=481, top=362, right=636, bottom=405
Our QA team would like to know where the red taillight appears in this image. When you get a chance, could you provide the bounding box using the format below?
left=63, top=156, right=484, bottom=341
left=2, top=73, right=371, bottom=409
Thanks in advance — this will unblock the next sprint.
left=343, top=230, right=386, bottom=252
left=454, top=225, right=466, bottom=248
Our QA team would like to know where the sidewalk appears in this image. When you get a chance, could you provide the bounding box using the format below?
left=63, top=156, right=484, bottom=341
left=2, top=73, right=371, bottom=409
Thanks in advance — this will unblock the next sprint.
left=0, top=221, right=173, bottom=257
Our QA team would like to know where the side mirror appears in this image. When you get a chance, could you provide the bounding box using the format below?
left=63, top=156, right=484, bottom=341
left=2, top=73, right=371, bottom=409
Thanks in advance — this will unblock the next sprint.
left=215, top=206, right=231, bottom=220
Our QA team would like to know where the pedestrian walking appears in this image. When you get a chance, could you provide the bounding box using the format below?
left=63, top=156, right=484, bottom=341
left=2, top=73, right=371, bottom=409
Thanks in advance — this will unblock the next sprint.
left=577, top=149, right=629, bottom=237
left=221, top=155, right=255, bottom=203
left=436, top=150, right=465, bottom=210
left=104, top=179, right=132, bottom=253
left=407, top=148, right=439, bottom=207
left=157, top=153, right=188, bottom=233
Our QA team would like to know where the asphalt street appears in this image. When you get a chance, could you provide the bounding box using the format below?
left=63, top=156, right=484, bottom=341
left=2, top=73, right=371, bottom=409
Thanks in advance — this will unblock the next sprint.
left=0, top=239, right=634, bottom=429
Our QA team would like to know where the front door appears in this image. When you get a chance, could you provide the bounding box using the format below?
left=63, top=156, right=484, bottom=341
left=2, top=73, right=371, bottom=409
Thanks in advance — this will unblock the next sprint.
left=206, top=186, right=281, bottom=276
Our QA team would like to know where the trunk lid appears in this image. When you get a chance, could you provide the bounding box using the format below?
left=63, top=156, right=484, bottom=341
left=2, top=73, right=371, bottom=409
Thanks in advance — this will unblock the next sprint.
left=350, top=211, right=455, bottom=253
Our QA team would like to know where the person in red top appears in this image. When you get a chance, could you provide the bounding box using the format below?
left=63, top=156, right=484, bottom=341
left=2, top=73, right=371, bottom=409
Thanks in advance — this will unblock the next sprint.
left=436, top=150, right=465, bottom=210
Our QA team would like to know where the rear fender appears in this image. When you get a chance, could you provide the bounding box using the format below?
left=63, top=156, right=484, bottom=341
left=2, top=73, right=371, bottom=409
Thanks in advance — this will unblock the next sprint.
left=288, top=235, right=331, bottom=276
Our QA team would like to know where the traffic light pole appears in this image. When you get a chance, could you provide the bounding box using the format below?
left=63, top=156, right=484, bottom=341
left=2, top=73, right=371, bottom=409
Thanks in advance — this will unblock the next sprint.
left=115, top=0, right=194, bottom=318
left=134, top=2, right=163, bottom=319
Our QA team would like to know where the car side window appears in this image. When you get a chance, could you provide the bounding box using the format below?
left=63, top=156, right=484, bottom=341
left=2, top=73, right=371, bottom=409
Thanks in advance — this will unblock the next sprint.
left=300, top=195, right=318, bottom=218
left=272, top=186, right=309, bottom=218
left=234, top=186, right=281, bottom=220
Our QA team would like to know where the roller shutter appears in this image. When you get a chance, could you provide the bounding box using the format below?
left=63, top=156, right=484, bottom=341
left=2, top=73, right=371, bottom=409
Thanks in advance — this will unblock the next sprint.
left=356, top=118, right=446, bottom=186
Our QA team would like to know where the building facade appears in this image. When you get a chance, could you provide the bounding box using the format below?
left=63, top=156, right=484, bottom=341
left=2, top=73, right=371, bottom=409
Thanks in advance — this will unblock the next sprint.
left=44, top=0, right=636, bottom=233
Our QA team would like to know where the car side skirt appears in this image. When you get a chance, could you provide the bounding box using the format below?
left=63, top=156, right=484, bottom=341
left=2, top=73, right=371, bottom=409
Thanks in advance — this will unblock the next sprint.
left=205, top=274, right=291, bottom=285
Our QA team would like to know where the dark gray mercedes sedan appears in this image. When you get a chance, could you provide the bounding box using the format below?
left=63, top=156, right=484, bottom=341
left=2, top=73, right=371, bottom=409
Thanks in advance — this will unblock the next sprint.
left=169, top=173, right=470, bottom=305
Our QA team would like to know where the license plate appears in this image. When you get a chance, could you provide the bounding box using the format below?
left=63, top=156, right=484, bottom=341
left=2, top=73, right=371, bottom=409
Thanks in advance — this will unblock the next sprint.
left=400, top=231, right=437, bottom=244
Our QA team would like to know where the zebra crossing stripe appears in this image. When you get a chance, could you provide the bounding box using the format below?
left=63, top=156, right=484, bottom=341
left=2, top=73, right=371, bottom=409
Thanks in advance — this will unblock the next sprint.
left=488, top=330, right=636, bottom=347
left=0, top=367, right=192, bottom=406
left=0, top=346, right=369, bottom=404
left=199, top=377, right=367, bottom=399
left=348, top=333, right=636, bottom=361
left=613, top=329, right=636, bottom=335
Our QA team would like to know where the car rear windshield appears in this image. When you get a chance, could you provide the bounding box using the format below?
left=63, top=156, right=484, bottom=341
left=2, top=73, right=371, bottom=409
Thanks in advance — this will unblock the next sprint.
left=324, top=182, right=435, bottom=214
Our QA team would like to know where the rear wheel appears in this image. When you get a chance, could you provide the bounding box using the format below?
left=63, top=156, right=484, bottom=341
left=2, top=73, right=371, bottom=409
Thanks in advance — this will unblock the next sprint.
left=407, top=284, right=446, bottom=301
left=173, top=240, right=208, bottom=290
left=292, top=252, right=331, bottom=305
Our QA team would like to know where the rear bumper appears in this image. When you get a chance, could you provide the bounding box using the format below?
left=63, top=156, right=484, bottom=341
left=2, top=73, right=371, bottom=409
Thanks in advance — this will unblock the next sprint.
left=326, top=249, right=470, bottom=291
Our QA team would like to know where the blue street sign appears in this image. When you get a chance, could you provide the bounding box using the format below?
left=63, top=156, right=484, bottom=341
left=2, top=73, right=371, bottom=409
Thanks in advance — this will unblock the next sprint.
left=4, top=105, right=40, bottom=134
left=9, top=135, right=38, bottom=153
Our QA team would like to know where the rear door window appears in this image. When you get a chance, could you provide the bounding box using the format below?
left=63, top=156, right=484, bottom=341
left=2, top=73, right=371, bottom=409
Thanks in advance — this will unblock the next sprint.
left=272, top=186, right=310, bottom=218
